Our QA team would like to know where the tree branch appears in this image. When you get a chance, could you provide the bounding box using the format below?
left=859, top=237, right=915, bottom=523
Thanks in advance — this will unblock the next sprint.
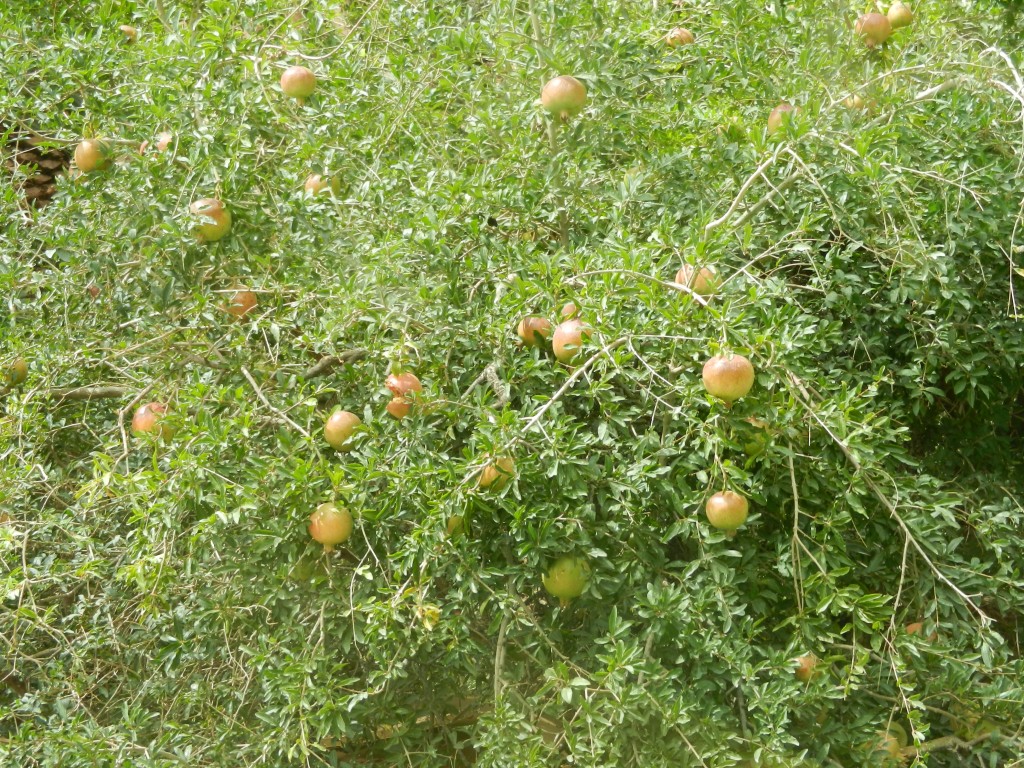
left=302, top=349, right=368, bottom=380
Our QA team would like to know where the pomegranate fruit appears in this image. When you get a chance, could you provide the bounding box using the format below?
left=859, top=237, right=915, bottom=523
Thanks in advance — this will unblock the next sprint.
left=855, top=13, right=892, bottom=48
left=225, top=289, right=257, bottom=318
left=74, top=139, right=111, bottom=173
left=542, top=556, right=590, bottom=603
left=541, top=76, right=587, bottom=120
left=552, top=319, right=590, bottom=364
left=386, top=396, right=411, bottom=420
left=446, top=515, right=465, bottom=537
left=308, top=502, right=353, bottom=552
left=887, top=2, right=913, bottom=30
left=132, top=402, right=174, bottom=441
left=6, top=358, right=28, bottom=386
left=665, top=27, right=695, bottom=47
left=794, top=652, right=819, bottom=682
left=119, top=25, right=137, bottom=42
left=190, top=198, right=232, bottom=243
left=843, top=94, right=867, bottom=110
left=560, top=302, right=579, bottom=320
left=705, top=490, right=749, bottom=531
left=304, top=173, right=339, bottom=197
left=479, top=457, right=515, bottom=491
left=385, top=372, right=422, bottom=397
left=675, top=264, right=717, bottom=296
left=280, top=65, right=316, bottom=103
left=702, top=353, right=755, bottom=403
left=767, top=103, right=798, bottom=136
left=324, top=410, right=361, bottom=451
left=155, top=132, right=173, bottom=152
left=517, top=316, right=552, bottom=347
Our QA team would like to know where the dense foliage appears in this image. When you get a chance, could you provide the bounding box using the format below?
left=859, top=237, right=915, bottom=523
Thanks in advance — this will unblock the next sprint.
left=3, top=1, right=1024, bottom=765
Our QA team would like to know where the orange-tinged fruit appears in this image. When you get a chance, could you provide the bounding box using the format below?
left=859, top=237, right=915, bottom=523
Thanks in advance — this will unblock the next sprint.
left=479, top=457, right=515, bottom=491
left=705, top=491, right=749, bottom=531
left=795, top=653, right=819, bottom=682
left=324, top=410, right=362, bottom=451
left=385, top=372, right=422, bottom=396
left=702, top=354, right=755, bottom=403
left=856, top=13, right=892, bottom=47
left=74, top=139, right=112, bottom=173
left=767, top=103, right=799, bottom=136
left=888, top=2, right=913, bottom=29
left=280, top=65, right=316, bottom=101
left=517, top=316, right=552, bottom=347
left=226, top=289, right=257, bottom=318
left=386, top=396, right=411, bottom=420
left=541, top=76, right=587, bottom=120
left=309, top=502, right=353, bottom=552
left=675, top=265, right=717, bottom=296
left=666, top=27, right=695, bottom=46
left=6, top=358, right=28, bottom=386
left=552, top=319, right=590, bottom=364
left=132, top=402, right=174, bottom=441
left=190, top=198, right=232, bottom=242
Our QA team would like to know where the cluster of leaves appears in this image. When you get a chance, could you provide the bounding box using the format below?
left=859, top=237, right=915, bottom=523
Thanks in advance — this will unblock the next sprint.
left=2, top=0, right=1023, bottom=766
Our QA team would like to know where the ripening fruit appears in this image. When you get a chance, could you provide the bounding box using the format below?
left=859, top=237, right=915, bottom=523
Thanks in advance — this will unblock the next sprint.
left=74, top=139, right=111, bottom=173
left=560, top=302, right=579, bottom=320
left=795, top=652, right=819, bottom=682
left=767, top=103, right=799, bottom=136
left=386, top=396, right=411, bottom=420
left=665, top=27, right=695, bottom=46
left=5, top=358, right=28, bottom=387
left=870, top=728, right=904, bottom=763
left=479, top=457, right=515, bottom=491
left=552, top=319, right=590, bottom=364
left=856, top=13, right=892, bottom=48
left=190, top=198, right=232, bottom=243
left=308, top=502, right=353, bottom=552
left=541, top=76, right=587, bottom=120
left=702, top=354, right=755, bottom=403
left=675, top=265, right=717, bottom=296
left=705, top=491, right=749, bottom=531
left=304, top=174, right=339, bottom=197
left=119, top=25, right=137, bottom=42
left=132, top=402, right=174, bottom=441
left=225, top=289, right=257, bottom=318
left=385, top=372, right=422, bottom=397
left=843, top=94, right=867, bottom=110
left=155, top=132, right=173, bottom=152
left=324, top=410, right=361, bottom=451
left=543, top=556, right=591, bottom=603
left=887, top=2, right=913, bottom=30
left=280, top=65, right=316, bottom=103
left=446, top=515, right=465, bottom=537
left=517, top=316, right=552, bottom=347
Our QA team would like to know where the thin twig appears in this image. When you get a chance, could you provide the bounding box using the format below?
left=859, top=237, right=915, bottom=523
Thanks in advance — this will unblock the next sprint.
left=704, top=146, right=786, bottom=236
left=302, top=349, right=368, bottom=380
left=241, top=367, right=310, bottom=438
left=47, top=386, right=132, bottom=402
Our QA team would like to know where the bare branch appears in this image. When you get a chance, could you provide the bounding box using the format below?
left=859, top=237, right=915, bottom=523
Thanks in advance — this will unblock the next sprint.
left=47, top=386, right=133, bottom=402
left=302, top=349, right=368, bottom=380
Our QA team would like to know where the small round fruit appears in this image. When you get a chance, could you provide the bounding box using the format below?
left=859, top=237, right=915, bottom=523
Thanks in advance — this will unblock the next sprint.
left=541, top=76, right=587, bottom=120
left=479, top=457, right=515, bottom=491
left=702, top=354, right=755, bottom=403
left=386, top=396, right=411, bottom=420
left=705, top=491, right=749, bottom=531
left=543, top=556, right=590, bottom=603
left=119, top=25, right=137, bottom=42
left=304, top=174, right=334, bottom=197
left=887, top=2, right=913, bottom=30
left=666, top=27, right=695, bottom=47
left=870, top=729, right=904, bottom=762
left=560, top=302, right=579, bottom=320
left=155, top=132, right=173, bottom=152
left=843, top=94, right=867, bottom=110
left=446, top=515, right=465, bottom=537
left=281, top=65, right=316, bottom=102
left=794, top=652, right=819, bottom=682
left=6, top=358, right=28, bottom=386
left=308, top=502, right=353, bottom=552
left=190, top=198, right=232, bottom=243
left=74, top=139, right=111, bottom=173
left=225, top=289, right=257, bottom=318
left=767, top=103, right=798, bottom=136
left=385, top=372, right=422, bottom=397
left=132, top=402, right=174, bottom=441
left=675, top=265, right=717, bottom=296
left=552, top=319, right=590, bottom=364
left=324, top=410, right=361, bottom=451
left=517, top=316, right=552, bottom=347
left=856, top=13, right=892, bottom=48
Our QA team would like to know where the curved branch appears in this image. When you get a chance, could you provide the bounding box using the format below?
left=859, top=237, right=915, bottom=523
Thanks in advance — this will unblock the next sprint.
left=302, top=349, right=368, bottom=380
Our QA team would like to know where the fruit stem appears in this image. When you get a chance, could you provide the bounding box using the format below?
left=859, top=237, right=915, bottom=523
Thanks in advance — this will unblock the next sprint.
left=324, top=544, right=334, bottom=553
